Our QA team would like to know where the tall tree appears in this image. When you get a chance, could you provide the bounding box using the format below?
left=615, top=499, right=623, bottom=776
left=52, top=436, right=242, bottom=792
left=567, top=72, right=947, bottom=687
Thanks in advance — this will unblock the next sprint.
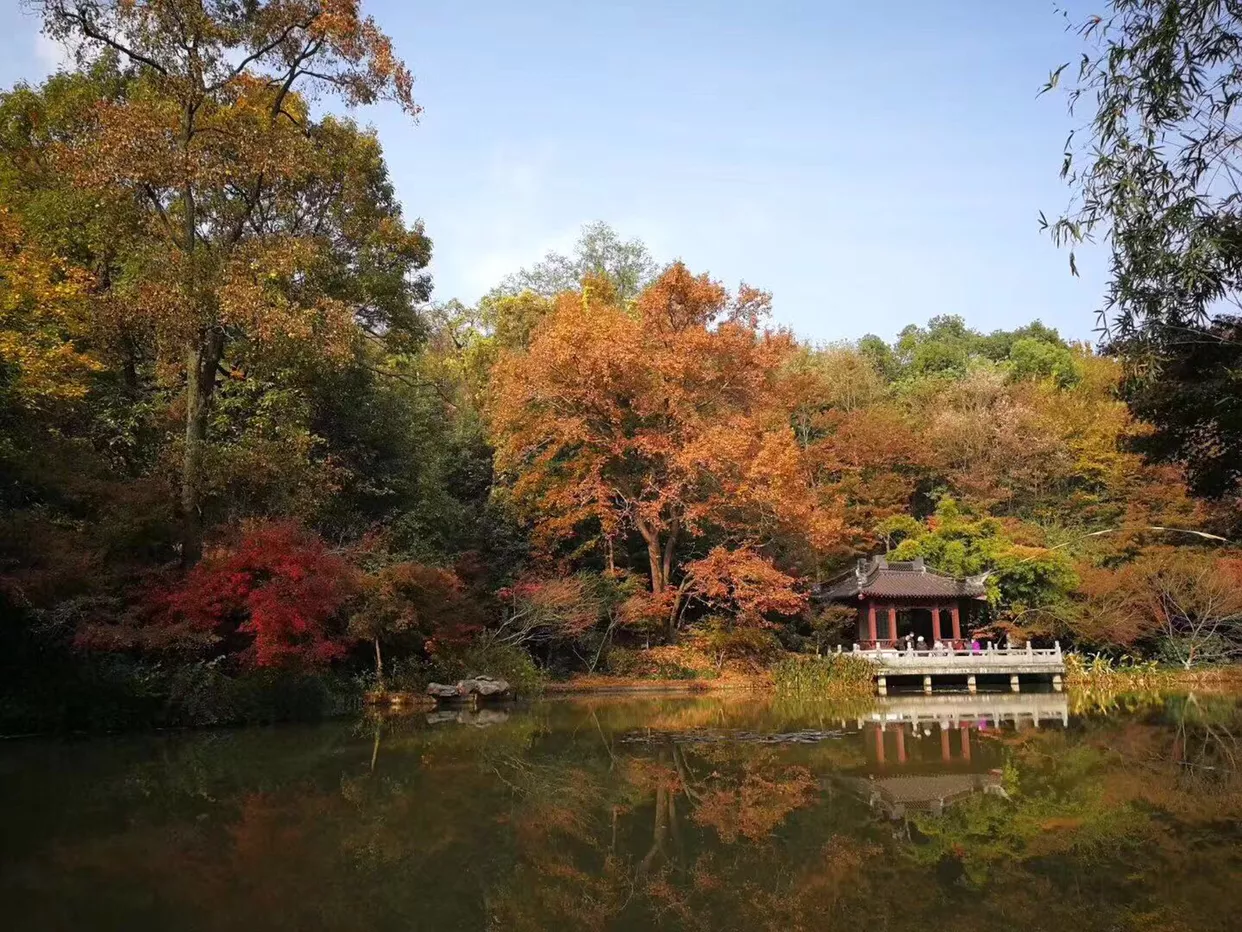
left=33, top=0, right=426, bottom=562
left=1047, top=0, right=1242, bottom=335
left=489, top=264, right=844, bottom=637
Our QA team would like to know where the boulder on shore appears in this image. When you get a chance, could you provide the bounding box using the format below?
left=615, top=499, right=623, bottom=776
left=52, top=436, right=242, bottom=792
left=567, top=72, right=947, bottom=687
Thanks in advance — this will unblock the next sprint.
left=461, top=676, right=512, bottom=697
left=425, top=675, right=514, bottom=702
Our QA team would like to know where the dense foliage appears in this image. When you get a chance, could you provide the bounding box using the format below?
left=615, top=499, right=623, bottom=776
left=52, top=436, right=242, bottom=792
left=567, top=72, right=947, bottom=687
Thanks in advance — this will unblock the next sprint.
left=1, top=1, right=1240, bottom=731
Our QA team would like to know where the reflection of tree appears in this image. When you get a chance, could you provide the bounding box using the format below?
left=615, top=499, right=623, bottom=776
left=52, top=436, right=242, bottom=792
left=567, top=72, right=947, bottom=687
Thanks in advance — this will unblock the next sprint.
left=487, top=733, right=845, bottom=931
left=890, top=697, right=1242, bottom=931
left=1165, top=694, right=1240, bottom=795
left=7, top=698, right=1242, bottom=932
left=688, top=746, right=817, bottom=844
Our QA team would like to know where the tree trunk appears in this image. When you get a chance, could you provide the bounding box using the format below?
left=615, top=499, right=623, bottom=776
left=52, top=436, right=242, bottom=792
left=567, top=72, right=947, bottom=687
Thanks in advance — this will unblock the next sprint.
left=644, top=535, right=665, bottom=594
left=180, top=330, right=224, bottom=566
left=637, top=519, right=681, bottom=642
left=666, top=590, right=684, bottom=644
left=374, top=637, right=384, bottom=684
left=640, top=780, right=670, bottom=875
left=661, top=520, right=678, bottom=588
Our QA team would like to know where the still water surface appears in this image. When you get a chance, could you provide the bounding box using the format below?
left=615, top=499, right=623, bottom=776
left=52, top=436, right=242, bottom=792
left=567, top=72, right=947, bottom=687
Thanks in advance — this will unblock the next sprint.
left=2, top=691, right=1241, bottom=931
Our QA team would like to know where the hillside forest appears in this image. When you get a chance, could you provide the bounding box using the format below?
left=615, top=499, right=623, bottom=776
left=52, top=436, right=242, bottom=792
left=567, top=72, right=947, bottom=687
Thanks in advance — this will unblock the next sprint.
left=3, top=1, right=1242, bottom=729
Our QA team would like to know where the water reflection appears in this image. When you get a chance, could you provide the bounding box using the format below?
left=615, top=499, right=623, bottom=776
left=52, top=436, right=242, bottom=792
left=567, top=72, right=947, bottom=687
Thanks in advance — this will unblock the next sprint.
left=1, top=691, right=1239, bottom=932
left=845, top=694, right=1067, bottom=821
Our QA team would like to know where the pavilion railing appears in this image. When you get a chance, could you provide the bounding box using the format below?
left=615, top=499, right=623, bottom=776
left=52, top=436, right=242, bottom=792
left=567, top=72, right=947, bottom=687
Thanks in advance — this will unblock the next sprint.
left=850, top=641, right=1063, bottom=665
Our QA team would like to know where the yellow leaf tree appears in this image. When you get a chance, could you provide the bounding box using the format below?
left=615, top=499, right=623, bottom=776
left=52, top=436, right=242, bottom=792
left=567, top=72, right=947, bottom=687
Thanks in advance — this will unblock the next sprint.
left=0, top=206, right=99, bottom=408
left=34, top=0, right=426, bottom=562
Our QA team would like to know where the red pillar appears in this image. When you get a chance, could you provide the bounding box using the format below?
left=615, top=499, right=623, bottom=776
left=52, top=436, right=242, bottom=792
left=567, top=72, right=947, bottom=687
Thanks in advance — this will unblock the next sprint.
left=874, top=724, right=886, bottom=765
left=932, top=605, right=942, bottom=642
left=950, top=603, right=962, bottom=642
left=887, top=605, right=897, bottom=645
left=867, top=601, right=877, bottom=646
left=940, top=726, right=951, bottom=761
left=895, top=725, right=907, bottom=764
left=959, top=724, right=971, bottom=762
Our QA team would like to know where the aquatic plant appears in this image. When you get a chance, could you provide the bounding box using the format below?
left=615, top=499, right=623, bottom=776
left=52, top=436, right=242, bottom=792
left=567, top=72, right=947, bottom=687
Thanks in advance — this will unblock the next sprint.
left=770, top=653, right=875, bottom=696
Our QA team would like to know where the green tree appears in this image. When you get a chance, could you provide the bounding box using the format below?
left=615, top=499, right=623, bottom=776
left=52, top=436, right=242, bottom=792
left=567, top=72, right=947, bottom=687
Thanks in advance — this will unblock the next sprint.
left=883, top=498, right=1079, bottom=616
left=1047, top=0, right=1242, bottom=336
left=495, top=221, right=657, bottom=303
left=33, top=0, right=426, bottom=563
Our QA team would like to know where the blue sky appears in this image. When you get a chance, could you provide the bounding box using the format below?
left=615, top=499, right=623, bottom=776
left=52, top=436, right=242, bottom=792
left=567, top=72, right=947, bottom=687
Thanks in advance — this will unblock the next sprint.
left=1, top=1, right=1105, bottom=344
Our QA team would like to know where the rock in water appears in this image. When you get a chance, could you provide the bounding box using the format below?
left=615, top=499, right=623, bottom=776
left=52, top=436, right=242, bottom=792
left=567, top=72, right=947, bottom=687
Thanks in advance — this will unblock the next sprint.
left=426, top=676, right=514, bottom=702
left=458, top=676, right=512, bottom=698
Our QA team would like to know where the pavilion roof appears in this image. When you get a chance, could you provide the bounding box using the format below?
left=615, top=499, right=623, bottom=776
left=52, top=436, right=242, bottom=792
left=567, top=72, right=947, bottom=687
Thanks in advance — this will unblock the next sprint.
left=814, top=556, right=988, bottom=602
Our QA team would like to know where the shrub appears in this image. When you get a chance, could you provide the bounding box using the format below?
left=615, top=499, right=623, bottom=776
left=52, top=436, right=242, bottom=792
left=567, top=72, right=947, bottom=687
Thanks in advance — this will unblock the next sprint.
left=431, top=640, right=546, bottom=697
left=1063, top=651, right=1164, bottom=688
left=90, top=520, right=359, bottom=671
left=161, top=661, right=358, bottom=726
left=688, top=616, right=781, bottom=670
left=604, top=645, right=642, bottom=676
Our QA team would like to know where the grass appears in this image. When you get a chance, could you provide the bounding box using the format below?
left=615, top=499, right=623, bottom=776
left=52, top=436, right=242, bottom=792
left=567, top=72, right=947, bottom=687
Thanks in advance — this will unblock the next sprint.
left=769, top=653, right=876, bottom=697
left=546, top=648, right=879, bottom=697
left=1064, top=652, right=1242, bottom=708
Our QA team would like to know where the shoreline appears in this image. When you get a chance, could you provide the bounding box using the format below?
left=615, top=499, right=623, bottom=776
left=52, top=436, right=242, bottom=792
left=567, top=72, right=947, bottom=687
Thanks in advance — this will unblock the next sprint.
left=544, top=666, right=1242, bottom=697
left=543, top=676, right=768, bottom=696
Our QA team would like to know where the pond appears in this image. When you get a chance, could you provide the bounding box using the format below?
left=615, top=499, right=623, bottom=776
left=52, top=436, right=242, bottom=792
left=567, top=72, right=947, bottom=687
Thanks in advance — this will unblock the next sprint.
left=2, top=691, right=1241, bottom=931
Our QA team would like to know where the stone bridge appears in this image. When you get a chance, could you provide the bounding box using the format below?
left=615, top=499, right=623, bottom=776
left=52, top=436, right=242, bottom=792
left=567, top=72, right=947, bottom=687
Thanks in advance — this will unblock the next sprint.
left=852, top=643, right=1066, bottom=695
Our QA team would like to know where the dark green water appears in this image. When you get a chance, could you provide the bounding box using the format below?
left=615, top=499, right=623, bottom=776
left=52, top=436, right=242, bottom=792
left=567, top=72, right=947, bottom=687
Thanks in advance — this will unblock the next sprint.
left=2, top=691, right=1240, bottom=932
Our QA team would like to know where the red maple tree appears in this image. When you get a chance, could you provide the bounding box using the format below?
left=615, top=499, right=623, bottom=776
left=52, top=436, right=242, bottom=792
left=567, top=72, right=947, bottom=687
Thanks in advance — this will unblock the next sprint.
left=160, top=520, right=357, bottom=669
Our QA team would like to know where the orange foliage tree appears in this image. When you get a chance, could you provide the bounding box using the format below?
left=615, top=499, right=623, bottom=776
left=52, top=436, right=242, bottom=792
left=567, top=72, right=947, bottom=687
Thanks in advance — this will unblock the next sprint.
left=484, top=576, right=606, bottom=664
left=0, top=207, right=99, bottom=409
left=1073, top=551, right=1242, bottom=665
left=489, top=265, right=845, bottom=638
left=681, top=546, right=806, bottom=626
left=781, top=347, right=926, bottom=548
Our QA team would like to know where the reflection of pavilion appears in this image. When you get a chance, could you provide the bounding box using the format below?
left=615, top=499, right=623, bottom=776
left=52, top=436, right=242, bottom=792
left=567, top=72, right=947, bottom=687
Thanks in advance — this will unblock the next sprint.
left=842, top=693, right=1068, bottom=820
left=855, top=772, right=1006, bottom=819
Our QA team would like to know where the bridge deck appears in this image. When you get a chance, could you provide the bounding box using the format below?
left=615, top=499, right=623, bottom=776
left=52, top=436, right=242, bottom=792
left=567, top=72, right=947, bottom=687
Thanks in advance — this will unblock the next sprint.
left=855, top=644, right=1065, bottom=677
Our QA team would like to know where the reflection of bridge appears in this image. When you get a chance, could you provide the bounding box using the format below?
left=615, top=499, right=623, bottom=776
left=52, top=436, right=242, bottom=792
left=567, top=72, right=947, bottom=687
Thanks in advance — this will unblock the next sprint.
left=867, top=692, right=1070, bottom=729
left=853, top=643, right=1066, bottom=695
left=840, top=692, right=1068, bottom=820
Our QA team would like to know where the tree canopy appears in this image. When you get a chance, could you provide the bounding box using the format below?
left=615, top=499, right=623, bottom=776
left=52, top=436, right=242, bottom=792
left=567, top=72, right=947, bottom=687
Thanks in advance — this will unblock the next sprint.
left=1, top=3, right=1240, bottom=732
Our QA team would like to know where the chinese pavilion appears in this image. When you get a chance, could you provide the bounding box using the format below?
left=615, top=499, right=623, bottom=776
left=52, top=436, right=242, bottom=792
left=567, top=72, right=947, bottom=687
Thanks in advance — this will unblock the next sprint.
left=814, top=556, right=988, bottom=650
